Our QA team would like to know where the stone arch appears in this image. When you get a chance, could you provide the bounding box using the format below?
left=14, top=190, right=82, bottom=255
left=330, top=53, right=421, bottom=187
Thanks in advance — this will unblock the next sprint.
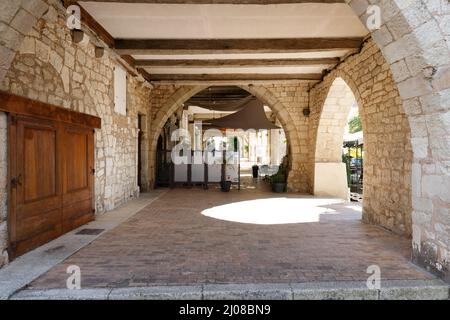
left=148, top=86, right=207, bottom=186
left=314, top=77, right=358, bottom=163
left=347, top=0, right=450, bottom=278
left=313, top=76, right=359, bottom=201
left=148, top=84, right=302, bottom=191
left=0, top=0, right=447, bottom=279
left=313, top=69, right=368, bottom=163
left=312, top=50, right=414, bottom=237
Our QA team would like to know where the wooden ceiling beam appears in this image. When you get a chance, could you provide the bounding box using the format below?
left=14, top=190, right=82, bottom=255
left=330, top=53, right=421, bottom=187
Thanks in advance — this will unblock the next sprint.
left=134, top=57, right=340, bottom=68
left=146, top=73, right=323, bottom=82
left=74, top=1, right=345, bottom=4
left=115, top=38, right=363, bottom=55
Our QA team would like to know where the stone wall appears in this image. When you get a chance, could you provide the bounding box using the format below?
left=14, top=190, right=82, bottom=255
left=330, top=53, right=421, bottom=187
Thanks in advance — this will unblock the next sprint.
left=244, top=83, right=311, bottom=193
left=0, top=1, right=151, bottom=267
left=310, top=39, right=413, bottom=236
left=348, top=0, right=450, bottom=280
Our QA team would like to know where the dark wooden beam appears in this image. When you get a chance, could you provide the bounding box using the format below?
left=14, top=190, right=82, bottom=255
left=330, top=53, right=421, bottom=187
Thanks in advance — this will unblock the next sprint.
left=146, top=73, right=323, bottom=82
left=137, top=68, right=154, bottom=83
left=76, top=1, right=345, bottom=4
left=115, top=38, right=363, bottom=55
left=135, top=57, right=340, bottom=67
left=120, top=55, right=136, bottom=68
left=0, top=91, right=101, bottom=129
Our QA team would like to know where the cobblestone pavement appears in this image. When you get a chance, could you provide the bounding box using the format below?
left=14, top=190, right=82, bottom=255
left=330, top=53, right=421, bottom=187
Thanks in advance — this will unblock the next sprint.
left=28, top=181, right=433, bottom=289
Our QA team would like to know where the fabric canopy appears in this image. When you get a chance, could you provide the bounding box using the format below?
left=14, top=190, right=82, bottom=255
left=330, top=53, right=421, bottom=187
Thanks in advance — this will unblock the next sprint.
left=206, top=98, right=280, bottom=130
left=191, top=95, right=253, bottom=112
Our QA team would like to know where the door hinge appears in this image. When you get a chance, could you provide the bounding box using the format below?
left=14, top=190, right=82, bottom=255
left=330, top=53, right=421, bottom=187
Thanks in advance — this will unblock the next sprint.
left=91, top=168, right=96, bottom=175
left=10, top=174, right=22, bottom=189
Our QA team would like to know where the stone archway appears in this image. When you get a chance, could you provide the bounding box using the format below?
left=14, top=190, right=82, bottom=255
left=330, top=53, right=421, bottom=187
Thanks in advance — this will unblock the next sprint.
left=148, top=85, right=207, bottom=187
left=314, top=77, right=358, bottom=200
left=315, top=77, right=358, bottom=164
left=311, top=44, right=414, bottom=238
left=148, top=84, right=304, bottom=192
left=0, top=0, right=448, bottom=280
left=346, top=0, right=450, bottom=279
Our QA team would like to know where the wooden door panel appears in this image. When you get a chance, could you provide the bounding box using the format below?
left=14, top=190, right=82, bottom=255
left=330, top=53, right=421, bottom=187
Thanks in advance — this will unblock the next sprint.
left=5, top=93, right=100, bottom=260
left=9, top=117, right=96, bottom=258
left=23, top=126, right=57, bottom=202
left=11, top=116, right=62, bottom=257
left=16, top=197, right=60, bottom=220
left=62, top=125, right=94, bottom=233
left=62, top=199, right=94, bottom=232
left=65, top=132, right=88, bottom=192
left=16, top=209, right=61, bottom=241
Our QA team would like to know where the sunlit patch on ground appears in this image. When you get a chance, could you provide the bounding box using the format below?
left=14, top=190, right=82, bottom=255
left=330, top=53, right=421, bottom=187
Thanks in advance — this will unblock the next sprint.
left=202, top=197, right=346, bottom=225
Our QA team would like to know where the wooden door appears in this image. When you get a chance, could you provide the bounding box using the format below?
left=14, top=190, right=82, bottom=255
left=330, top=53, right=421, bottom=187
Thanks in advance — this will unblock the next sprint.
left=61, top=125, right=95, bottom=233
left=8, top=116, right=95, bottom=258
left=8, top=116, right=62, bottom=258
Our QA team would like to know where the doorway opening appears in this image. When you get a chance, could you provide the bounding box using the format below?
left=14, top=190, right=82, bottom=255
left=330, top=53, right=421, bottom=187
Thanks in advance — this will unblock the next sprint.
left=314, top=77, right=362, bottom=202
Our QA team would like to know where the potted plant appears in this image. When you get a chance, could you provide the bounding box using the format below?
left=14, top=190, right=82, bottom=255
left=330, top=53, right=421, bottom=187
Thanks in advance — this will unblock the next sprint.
left=271, top=172, right=286, bottom=193
left=221, top=179, right=232, bottom=192
left=252, top=165, right=259, bottom=178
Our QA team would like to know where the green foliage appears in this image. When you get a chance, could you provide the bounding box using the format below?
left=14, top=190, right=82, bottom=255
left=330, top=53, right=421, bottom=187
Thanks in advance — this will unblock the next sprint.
left=270, top=155, right=289, bottom=185
left=342, top=154, right=352, bottom=186
left=348, top=115, right=362, bottom=134
left=270, top=172, right=286, bottom=184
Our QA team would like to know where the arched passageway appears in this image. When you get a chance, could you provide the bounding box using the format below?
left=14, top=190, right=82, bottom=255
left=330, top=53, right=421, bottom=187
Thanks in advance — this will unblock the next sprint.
left=314, top=77, right=358, bottom=200
left=149, top=85, right=305, bottom=192
left=0, top=0, right=448, bottom=282
left=311, top=53, right=414, bottom=239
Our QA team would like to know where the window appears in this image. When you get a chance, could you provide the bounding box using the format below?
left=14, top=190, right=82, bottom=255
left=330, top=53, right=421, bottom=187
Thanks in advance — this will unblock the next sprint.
left=114, top=66, right=127, bottom=115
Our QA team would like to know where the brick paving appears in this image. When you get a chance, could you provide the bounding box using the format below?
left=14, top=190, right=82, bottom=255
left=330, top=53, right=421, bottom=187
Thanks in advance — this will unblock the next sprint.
left=28, top=181, right=433, bottom=289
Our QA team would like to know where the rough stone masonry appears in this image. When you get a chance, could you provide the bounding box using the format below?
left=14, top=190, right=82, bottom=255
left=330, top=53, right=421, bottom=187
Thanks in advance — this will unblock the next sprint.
left=0, top=0, right=152, bottom=267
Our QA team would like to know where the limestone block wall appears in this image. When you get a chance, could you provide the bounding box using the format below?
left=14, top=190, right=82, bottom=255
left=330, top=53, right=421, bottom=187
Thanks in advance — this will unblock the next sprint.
left=0, top=1, right=151, bottom=267
left=310, top=39, right=413, bottom=236
left=347, top=0, right=450, bottom=279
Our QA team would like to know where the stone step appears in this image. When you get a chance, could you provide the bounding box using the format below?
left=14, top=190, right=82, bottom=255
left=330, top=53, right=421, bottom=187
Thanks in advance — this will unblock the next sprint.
left=11, top=280, right=449, bottom=300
